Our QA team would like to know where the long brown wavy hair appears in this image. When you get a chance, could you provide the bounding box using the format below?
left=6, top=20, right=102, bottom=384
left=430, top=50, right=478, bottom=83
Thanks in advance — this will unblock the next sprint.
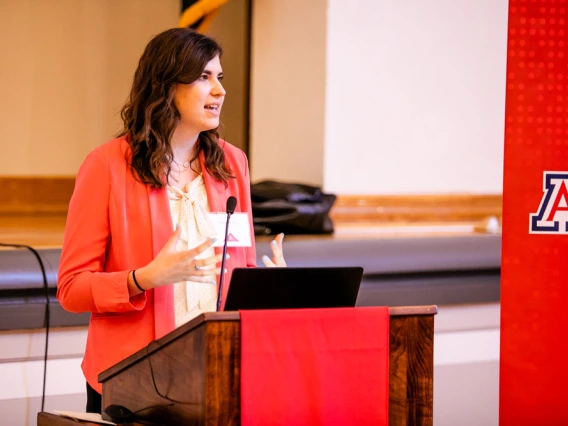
left=119, top=28, right=233, bottom=188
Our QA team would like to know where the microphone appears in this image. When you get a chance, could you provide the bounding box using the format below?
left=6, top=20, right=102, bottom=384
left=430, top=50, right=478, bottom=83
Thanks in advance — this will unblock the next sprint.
left=216, top=196, right=237, bottom=311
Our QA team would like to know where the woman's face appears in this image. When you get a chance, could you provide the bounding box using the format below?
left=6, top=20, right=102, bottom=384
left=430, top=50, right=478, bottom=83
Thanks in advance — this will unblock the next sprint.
left=173, top=55, right=226, bottom=135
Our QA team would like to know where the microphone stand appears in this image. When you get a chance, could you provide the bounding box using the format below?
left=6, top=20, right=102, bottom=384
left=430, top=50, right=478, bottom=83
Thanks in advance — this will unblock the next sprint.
left=217, top=196, right=236, bottom=311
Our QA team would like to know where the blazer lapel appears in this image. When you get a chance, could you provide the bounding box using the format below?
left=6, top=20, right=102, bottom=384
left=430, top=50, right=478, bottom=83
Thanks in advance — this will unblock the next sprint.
left=200, top=150, right=230, bottom=302
left=147, top=185, right=175, bottom=339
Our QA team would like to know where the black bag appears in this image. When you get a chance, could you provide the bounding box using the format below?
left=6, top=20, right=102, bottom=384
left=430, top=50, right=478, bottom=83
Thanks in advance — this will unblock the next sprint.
left=250, top=180, right=336, bottom=235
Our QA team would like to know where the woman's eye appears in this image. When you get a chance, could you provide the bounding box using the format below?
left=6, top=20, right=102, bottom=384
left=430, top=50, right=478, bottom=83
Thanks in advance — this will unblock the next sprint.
left=200, top=74, right=208, bottom=80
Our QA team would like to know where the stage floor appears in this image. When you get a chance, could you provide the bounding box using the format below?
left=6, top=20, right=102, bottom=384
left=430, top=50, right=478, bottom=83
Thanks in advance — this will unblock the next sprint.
left=0, top=213, right=497, bottom=248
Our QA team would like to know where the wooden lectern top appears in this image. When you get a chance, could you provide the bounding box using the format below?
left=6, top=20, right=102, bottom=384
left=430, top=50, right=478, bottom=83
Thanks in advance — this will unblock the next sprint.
left=99, top=305, right=437, bottom=385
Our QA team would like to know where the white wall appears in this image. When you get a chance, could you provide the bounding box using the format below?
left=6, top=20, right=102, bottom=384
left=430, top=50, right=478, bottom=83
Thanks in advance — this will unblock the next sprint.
left=0, top=327, right=88, bottom=426
left=324, top=0, right=509, bottom=194
left=434, top=303, right=500, bottom=426
left=250, top=0, right=509, bottom=194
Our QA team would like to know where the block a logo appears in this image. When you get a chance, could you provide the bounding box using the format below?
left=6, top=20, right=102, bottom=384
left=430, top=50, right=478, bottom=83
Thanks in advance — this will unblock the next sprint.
left=530, top=172, right=568, bottom=234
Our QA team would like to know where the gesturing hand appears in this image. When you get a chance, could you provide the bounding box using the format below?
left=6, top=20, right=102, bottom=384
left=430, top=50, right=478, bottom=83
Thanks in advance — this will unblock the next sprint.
left=262, top=233, right=287, bottom=267
left=136, top=227, right=223, bottom=290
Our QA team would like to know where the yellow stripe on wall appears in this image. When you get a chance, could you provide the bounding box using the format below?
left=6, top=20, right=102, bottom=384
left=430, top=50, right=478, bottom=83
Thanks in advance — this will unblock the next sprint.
left=179, top=0, right=229, bottom=32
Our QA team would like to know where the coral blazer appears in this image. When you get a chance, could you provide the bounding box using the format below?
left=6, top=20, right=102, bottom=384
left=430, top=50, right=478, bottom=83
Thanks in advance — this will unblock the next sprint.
left=57, top=137, right=257, bottom=393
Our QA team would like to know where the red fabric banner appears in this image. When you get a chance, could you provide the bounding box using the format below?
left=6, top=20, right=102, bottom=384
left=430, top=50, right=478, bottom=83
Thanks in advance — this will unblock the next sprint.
left=240, top=307, right=389, bottom=426
left=501, top=1, right=568, bottom=424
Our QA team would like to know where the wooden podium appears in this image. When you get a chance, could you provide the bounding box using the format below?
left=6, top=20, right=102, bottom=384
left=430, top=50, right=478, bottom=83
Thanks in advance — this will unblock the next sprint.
left=101, top=305, right=435, bottom=426
left=38, top=305, right=436, bottom=426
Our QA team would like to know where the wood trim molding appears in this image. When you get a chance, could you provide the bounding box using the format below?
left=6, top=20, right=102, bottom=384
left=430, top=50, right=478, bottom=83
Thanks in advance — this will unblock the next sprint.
left=330, top=194, right=502, bottom=224
left=0, top=177, right=75, bottom=214
left=0, top=177, right=502, bottom=224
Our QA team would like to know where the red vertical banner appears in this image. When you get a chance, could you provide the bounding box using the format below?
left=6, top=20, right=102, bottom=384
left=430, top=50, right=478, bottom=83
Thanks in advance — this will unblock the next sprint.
left=501, top=0, right=568, bottom=425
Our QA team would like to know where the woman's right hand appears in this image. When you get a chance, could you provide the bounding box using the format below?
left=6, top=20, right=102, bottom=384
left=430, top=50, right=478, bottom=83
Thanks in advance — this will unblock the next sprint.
left=133, top=227, right=221, bottom=291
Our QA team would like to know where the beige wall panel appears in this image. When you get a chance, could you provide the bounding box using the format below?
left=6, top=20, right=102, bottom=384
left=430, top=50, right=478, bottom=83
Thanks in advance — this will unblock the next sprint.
left=249, top=0, right=327, bottom=185
left=206, top=0, right=250, bottom=152
left=0, top=0, right=179, bottom=176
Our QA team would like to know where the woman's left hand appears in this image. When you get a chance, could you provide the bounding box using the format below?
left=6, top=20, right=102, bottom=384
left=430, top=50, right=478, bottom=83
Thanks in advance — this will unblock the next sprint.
left=262, top=233, right=287, bottom=267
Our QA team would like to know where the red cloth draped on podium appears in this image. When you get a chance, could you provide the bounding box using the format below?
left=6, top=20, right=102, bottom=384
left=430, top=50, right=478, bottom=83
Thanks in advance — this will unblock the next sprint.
left=240, top=307, right=389, bottom=425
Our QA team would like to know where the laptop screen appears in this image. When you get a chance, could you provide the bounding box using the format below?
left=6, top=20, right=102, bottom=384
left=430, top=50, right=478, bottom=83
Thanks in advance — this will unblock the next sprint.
left=223, top=267, right=363, bottom=311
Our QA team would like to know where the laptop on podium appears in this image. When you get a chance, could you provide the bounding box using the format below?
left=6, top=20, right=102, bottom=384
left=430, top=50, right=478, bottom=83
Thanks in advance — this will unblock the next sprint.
left=223, top=267, right=363, bottom=311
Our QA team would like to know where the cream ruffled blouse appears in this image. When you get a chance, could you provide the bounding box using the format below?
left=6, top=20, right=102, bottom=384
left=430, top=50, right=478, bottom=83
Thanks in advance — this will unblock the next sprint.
left=167, top=174, right=218, bottom=328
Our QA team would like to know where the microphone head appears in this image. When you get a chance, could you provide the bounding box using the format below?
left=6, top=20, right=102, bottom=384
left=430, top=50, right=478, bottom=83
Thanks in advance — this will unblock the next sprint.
left=226, top=196, right=237, bottom=214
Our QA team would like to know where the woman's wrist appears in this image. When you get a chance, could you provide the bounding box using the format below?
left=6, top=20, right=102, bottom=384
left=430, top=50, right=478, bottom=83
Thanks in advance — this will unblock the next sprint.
left=134, top=266, right=156, bottom=291
left=127, top=266, right=155, bottom=297
left=132, top=269, right=145, bottom=292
